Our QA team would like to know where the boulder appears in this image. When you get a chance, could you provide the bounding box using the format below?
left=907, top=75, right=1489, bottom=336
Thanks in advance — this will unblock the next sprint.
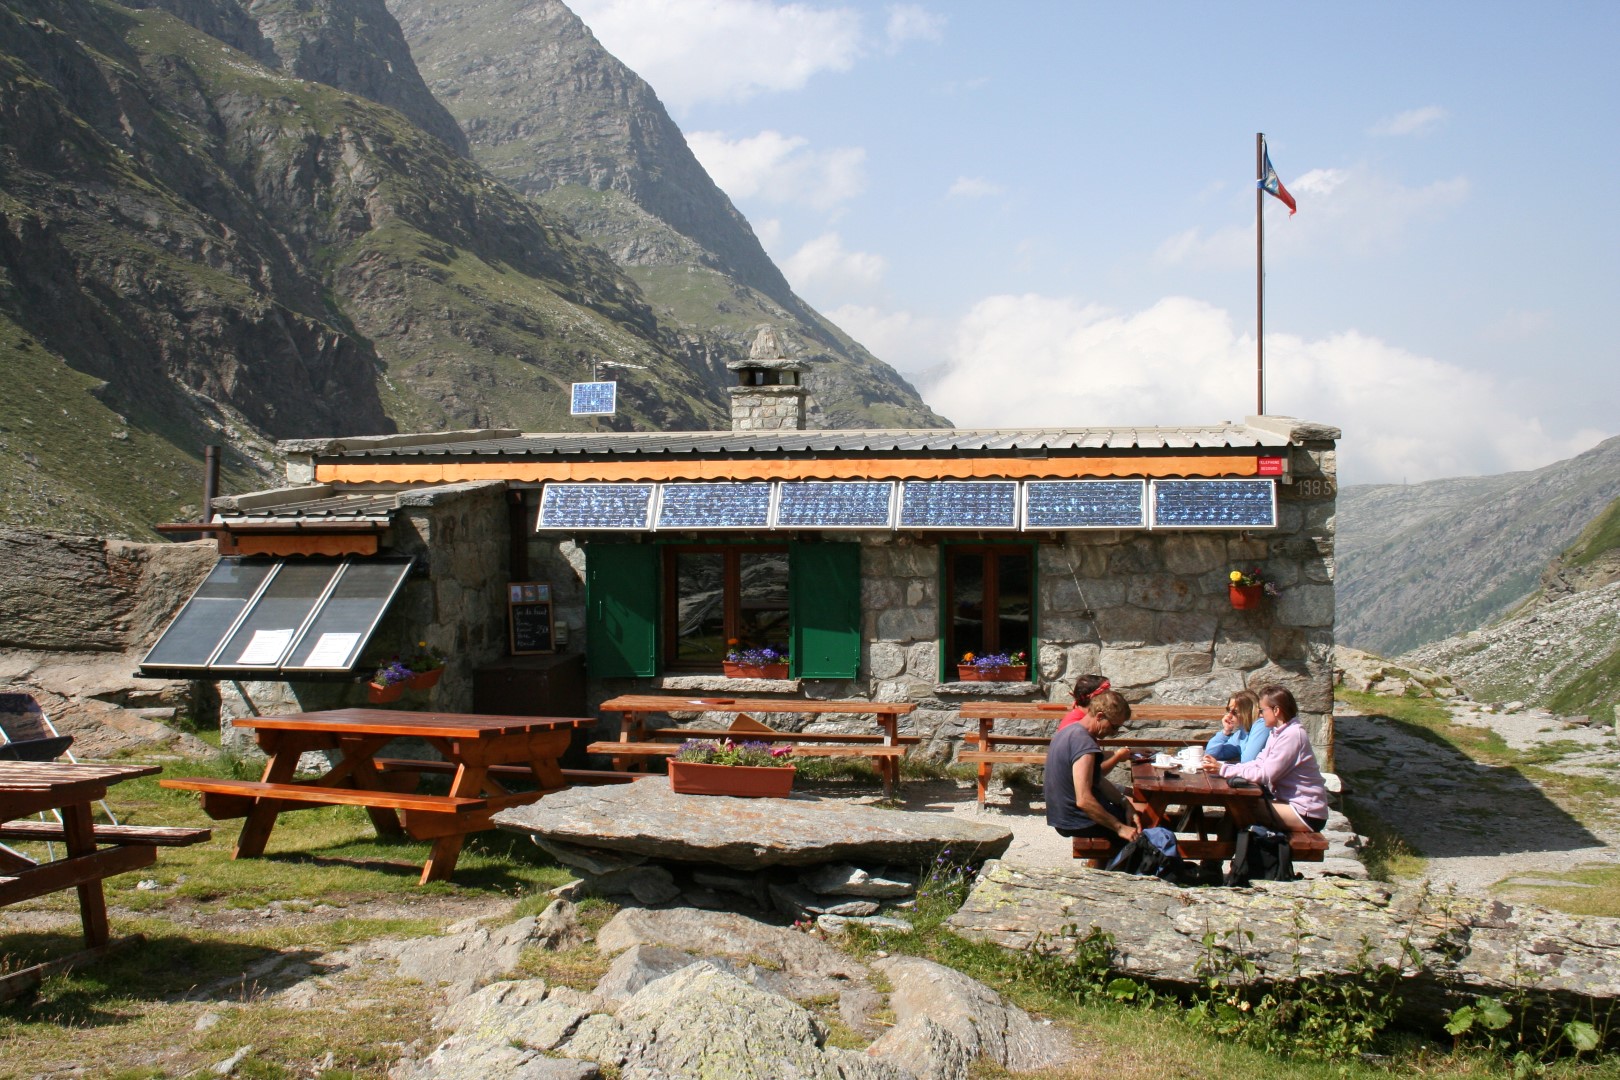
left=494, top=780, right=1012, bottom=869
left=395, top=904, right=583, bottom=1003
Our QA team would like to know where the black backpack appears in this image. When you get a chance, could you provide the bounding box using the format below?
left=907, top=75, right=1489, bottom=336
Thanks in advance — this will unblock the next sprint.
left=1224, top=825, right=1296, bottom=886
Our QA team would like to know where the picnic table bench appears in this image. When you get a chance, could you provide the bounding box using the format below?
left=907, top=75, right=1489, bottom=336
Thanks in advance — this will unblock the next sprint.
left=957, top=700, right=1224, bottom=804
left=162, top=708, right=591, bottom=884
left=0, top=760, right=209, bottom=999
left=588, top=695, right=918, bottom=795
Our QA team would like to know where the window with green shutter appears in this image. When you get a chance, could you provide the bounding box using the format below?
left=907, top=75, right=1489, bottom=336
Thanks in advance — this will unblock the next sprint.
left=584, top=542, right=659, bottom=677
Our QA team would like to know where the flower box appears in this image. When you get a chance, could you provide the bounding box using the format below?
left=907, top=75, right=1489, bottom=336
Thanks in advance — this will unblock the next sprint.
left=407, top=667, right=443, bottom=691
left=956, top=665, right=1029, bottom=682
left=1228, top=584, right=1264, bottom=610
left=668, top=759, right=796, bottom=798
left=367, top=680, right=404, bottom=704
left=722, top=661, right=789, bottom=680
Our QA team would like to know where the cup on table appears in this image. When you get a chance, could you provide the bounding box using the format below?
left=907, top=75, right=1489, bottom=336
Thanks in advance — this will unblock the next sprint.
left=1176, top=747, right=1203, bottom=771
left=1153, top=752, right=1175, bottom=769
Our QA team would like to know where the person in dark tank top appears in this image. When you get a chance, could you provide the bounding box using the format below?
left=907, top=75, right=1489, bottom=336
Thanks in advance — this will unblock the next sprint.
left=1045, top=690, right=1138, bottom=841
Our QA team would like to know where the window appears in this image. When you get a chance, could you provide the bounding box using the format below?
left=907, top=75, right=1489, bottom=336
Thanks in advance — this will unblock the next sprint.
left=584, top=541, right=861, bottom=680
left=663, top=545, right=789, bottom=669
left=944, top=545, right=1033, bottom=673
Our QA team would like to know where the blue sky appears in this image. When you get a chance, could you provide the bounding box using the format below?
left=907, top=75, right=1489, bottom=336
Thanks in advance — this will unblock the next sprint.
left=570, top=1, right=1618, bottom=484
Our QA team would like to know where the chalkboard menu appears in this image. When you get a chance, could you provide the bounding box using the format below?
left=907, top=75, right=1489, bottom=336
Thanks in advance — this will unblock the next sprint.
left=508, top=582, right=555, bottom=655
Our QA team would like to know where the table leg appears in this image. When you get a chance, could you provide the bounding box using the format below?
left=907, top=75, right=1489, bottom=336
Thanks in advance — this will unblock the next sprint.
left=338, top=737, right=406, bottom=838
left=975, top=719, right=993, bottom=806
left=60, top=801, right=108, bottom=948
left=234, top=739, right=300, bottom=859
left=419, top=762, right=489, bottom=884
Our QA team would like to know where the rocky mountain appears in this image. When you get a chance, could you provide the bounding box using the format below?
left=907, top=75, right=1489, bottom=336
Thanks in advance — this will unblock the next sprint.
left=1335, top=434, right=1620, bottom=657
left=386, top=0, right=946, bottom=429
left=0, top=0, right=940, bottom=540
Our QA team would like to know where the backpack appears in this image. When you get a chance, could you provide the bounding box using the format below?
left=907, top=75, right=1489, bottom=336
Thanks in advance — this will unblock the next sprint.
left=1224, top=825, right=1296, bottom=886
left=1105, top=826, right=1187, bottom=882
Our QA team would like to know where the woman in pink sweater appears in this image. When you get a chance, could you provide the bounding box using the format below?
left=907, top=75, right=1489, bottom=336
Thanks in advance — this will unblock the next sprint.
left=1201, top=685, right=1329, bottom=832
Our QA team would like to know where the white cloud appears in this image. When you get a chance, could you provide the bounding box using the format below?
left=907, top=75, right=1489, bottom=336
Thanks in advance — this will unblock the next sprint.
left=687, top=130, right=866, bottom=210
left=1369, top=105, right=1450, bottom=137
left=1156, top=163, right=1469, bottom=267
left=917, top=293, right=1599, bottom=484
left=1480, top=308, right=1550, bottom=342
left=885, top=4, right=945, bottom=50
left=826, top=303, right=948, bottom=379
left=782, top=233, right=887, bottom=302
left=946, top=176, right=1002, bottom=198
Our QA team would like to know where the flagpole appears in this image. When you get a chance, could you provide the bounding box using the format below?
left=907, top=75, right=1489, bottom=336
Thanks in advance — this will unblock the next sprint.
left=1255, top=132, right=1265, bottom=416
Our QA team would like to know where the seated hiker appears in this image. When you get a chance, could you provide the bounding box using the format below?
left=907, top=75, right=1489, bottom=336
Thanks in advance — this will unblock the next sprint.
left=1203, top=690, right=1269, bottom=764
left=1201, top=685, right=1329, bottom=833
left=1045, top=690, right=1138, bottom=844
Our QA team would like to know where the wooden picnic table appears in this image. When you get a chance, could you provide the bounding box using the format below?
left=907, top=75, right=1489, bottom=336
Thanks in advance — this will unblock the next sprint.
left=957, top=700, right=1224, bottom=805
left=588, top=695, right=918, bottom=795
left=0, top=761, right=210, bottom=953
left=161, top=709, right=591, bottom=884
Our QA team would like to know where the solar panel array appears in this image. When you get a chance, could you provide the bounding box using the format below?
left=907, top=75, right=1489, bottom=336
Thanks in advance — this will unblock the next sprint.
left=1151, top=479, right=1277, bottom=528
left=569, top=381, right=617, bottom=416
left=535, top=478, right=1277, bottom=531
left=775, top=481, right=895, bottom=528
left=539, top=483, right=654, bottom=530
left=1023, top=480, right=1146, bottom=529
left=899, top=481, right=1019, bottom=529
left=657, top=483, right=772, bottom=529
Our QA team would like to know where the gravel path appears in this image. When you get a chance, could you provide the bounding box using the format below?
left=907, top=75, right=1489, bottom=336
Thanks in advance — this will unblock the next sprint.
left=1334, top=700, right=1620, bottom=894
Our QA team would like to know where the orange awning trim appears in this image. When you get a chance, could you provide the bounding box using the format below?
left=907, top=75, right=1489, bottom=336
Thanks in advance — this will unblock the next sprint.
left=315, top=454, right=1261, bottom=485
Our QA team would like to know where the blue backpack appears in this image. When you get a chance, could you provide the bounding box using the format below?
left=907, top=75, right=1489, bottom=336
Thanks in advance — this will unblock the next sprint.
left=1104, top=826, right=1185, bottom=880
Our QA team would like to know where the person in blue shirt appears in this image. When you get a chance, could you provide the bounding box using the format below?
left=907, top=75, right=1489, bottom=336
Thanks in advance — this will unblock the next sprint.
left=1203, top=690, right=1269, bottom=764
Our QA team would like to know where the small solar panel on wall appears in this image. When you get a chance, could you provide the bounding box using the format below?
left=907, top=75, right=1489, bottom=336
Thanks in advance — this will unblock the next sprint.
left=656, top=483, right=772, bottom=530
left=898, top=480, right=1019, bottom=530
left=1022, top=480, right=1147, bottom=529
left=570, top=381, right=617, bottom=416
left=774, top=481, right=895, bottom=529
left=1150, top=479, right=1277, bottom=528
left=538, top=483, right=654, bottom=530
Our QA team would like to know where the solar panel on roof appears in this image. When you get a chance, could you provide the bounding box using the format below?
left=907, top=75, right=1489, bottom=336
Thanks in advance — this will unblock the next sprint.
left=1151, top=479, right=1276, bottom=528
left=774, top=481, right=895, bottom=529
left=538, top=483, right=654, bottom=530
left=1023, top=480, right=1146, bottom=529
left=570, top=381, right=617, bottom=416
left=656, top=483, right=772, bottom=530
left=898, top=481, right=1018, bottom=529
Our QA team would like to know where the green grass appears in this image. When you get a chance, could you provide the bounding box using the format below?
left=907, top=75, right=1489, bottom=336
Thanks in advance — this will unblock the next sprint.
left=1563, top=496, right=1620, bottom=569
left=1493, top=863, right=1620, bottom=918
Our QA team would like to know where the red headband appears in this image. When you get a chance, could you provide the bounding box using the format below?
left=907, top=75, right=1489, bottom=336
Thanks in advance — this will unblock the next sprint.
left=1083, top=679, right=1110, bottom=698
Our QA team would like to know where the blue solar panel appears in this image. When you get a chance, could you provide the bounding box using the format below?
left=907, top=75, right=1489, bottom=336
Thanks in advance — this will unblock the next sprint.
left=774, top=481, right=895, bottom=528
left=570, top=381, right=617, bottom=416
left=1023, top=480, right=1146, bottom=528
left=1151, top=479, right=1276, bottom=528
left=656, top=483, right=772, bottom=529
left=538, top=483, right=653, bottom=529
left=898, top=481, right=1018, bottom=529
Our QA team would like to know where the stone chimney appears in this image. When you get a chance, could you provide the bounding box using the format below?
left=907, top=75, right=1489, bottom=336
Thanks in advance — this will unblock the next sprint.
left=728, top=325, right=809, bottom=431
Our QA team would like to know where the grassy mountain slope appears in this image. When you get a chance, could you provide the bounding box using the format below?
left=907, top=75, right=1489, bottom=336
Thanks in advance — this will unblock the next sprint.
left=1336, top=434, right=1620, bottom=655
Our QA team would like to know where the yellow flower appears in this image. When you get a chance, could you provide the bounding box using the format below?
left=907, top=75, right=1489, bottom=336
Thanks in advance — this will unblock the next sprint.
left=1229, top=570, right=1244, bottom=583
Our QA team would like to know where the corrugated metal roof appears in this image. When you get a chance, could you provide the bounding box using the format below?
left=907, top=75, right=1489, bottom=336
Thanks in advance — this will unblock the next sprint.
left=313, top=423, right=1300, bottom=460
left=214, top=490, right=401, bottom=523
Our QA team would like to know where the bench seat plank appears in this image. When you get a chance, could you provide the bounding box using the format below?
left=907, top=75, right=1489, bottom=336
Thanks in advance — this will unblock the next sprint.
left=371, top=758, right=636, bottom=786
left=587, top=741, right=906, bottom=759
left=160, top=777, right=486, bottom=814
left=0, top=821, right=212, bottom=847
left=629, top=728, right=920, bottom=745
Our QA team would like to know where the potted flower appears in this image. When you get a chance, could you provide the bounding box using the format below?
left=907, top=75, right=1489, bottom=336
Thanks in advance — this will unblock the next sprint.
left=668, top=738, right=796, bottom=797
left=956, top=651, right=1029, bottom=682
left=1227, top=568, right=1280, bottom=610
left=405, top=641, right=448, bottom=690
left=722, top=642, right=790, bottom=680
left=368, top=659, right=414, bottom=704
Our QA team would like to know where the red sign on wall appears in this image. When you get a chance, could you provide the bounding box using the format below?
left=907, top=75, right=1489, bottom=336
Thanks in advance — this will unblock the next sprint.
left=1256, top=456, right=1285, bottom=476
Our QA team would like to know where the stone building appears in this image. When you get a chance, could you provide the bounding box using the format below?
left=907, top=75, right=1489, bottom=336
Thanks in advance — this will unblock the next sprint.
left=142, top=330, right=1341, bottom=762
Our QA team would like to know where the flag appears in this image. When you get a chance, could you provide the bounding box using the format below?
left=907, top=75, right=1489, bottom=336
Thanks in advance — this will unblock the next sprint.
left=1258, top=141, right=1296, bottom=215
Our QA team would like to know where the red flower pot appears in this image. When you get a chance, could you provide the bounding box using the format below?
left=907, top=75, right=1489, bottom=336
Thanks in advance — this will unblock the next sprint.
left=367, top=681, right=404, bottom=704
left=957, top=665, right=1028, bottom=682
left=668, top=760, right=796, bottom=798
left=407, top=667, right=443, bottom=691
left=1229, top=584, right=1264, bottom=610
left=722, top=662, right=789, bottom=680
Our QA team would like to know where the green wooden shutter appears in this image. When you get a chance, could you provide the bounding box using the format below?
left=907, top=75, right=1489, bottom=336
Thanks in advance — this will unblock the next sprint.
left=789, top=542, right=861, bottom=679
left=585, top=543, right=659, bottom=678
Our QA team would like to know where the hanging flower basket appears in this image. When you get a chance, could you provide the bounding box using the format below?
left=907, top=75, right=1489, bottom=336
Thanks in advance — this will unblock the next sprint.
left=407, top=667, right=444, bottom=691
left=722, top=661, right=790, bottom=680
left=668, top=759, right=796, bottom=798
left=1228, top=584, right=1265, bottom=610
left=367, top=680, right=404, bottom=704
left=956, top=665, right=1028, bottom=682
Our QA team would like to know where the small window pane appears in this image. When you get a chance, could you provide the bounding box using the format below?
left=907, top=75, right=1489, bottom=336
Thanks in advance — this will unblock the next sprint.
left=736, top=551, right=789, bottom=650
left=996, top=552, right=1032, bottom=658
left=951, top=552, right=986, bottom=660
left=673, top=551, right=727, bottom=665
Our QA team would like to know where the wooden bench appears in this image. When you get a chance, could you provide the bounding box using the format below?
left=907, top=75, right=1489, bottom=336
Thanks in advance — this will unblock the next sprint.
left=586, top=740, right=910, bottom=760
left=371, top=758, right=637, bottom=787
left=1072, top=831, right=1328, bottom=867
left=0, top=821, right=212, bottom=847
left=159, top=777, right=489, bottom=817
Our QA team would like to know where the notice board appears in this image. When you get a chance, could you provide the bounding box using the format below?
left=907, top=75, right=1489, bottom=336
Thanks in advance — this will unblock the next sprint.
left=507, top=582, right=555, bottom=655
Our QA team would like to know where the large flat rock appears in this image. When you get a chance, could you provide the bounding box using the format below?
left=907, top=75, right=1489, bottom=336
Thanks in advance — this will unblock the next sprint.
left=494, top=778, right=1012, bottom=870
